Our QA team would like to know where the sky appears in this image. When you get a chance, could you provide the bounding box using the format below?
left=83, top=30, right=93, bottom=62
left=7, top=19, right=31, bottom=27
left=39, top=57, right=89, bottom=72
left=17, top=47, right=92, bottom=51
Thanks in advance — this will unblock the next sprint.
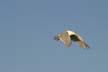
left=0, top=0, right=108, bottom=72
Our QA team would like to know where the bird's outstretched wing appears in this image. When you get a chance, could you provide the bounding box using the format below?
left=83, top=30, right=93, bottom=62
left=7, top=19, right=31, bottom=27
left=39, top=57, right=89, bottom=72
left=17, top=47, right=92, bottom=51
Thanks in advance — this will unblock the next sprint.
left=59, top=31, right=72, bottom=47
left=77, top=40, right=89, bottom=48
left=75, top=34, right=90, bottom=48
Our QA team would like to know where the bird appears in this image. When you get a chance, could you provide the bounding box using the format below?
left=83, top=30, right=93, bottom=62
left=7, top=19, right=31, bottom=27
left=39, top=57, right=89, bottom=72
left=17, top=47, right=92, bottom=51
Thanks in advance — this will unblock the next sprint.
left=54, top=30, right=89, bottom=48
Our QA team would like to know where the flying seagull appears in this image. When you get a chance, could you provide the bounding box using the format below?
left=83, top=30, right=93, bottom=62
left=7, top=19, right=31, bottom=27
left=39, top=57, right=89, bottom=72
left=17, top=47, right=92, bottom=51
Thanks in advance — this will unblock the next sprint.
left=54, top=30, right=89, bottom=48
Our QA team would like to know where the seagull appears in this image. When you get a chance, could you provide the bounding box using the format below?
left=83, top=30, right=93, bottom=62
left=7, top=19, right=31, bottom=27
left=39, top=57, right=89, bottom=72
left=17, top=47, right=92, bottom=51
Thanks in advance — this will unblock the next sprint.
left=54, top=30, right=89, bottom=48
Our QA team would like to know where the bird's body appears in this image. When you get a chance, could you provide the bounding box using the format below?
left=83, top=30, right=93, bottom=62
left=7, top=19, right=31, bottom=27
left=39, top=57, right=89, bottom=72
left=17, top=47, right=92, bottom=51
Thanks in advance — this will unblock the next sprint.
left=54, top=30, right=89, bottom=48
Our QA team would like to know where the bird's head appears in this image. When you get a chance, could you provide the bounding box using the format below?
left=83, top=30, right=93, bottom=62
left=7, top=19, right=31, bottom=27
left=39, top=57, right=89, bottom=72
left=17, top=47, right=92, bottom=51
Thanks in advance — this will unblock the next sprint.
left=54, top=35, right=60, bottom=41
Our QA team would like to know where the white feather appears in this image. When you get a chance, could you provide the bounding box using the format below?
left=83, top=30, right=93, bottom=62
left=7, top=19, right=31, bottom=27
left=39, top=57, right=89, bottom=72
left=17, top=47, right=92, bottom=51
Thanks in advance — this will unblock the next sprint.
left=66, top=30, right=76, bottom=36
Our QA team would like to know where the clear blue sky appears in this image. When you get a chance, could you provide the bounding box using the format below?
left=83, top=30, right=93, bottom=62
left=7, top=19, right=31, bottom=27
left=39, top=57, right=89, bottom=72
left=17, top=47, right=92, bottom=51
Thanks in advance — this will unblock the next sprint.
left=0, top=0, right=108, bottom=72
